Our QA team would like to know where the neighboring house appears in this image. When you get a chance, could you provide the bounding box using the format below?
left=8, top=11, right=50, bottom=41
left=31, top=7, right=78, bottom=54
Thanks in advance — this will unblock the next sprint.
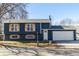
left=2, top=19, right=76, bottom=41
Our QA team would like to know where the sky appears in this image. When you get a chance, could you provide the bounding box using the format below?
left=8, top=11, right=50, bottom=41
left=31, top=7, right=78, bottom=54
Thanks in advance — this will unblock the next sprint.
left=27, top=3, right=79, bottom=25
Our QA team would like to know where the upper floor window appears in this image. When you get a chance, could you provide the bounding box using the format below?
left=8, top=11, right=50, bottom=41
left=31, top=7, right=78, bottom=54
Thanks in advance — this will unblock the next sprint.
left=9, top=24, right=20, bottom=32
left=25, top=24, right=35, bottom=32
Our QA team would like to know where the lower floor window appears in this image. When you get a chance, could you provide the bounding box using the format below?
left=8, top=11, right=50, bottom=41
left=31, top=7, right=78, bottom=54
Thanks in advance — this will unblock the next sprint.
left=25, top=35, right=35, bottom=39
left=10, top=35, right=20, bottom=39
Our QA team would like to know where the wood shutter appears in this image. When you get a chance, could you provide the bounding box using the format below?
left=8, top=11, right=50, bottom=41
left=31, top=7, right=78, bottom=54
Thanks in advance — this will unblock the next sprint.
left=25, top=24, right=28, bottom=31
left=32, top=24, right=35, bottom=31
left=9, top=24, right=14, bottom=32
left=9, top=24, right=20, bottom=32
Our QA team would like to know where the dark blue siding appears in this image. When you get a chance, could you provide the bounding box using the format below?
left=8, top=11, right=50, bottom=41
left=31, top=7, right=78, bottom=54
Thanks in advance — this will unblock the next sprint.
left=4, top=23, right=50, bottom=34
left=35, top=23, right=40, bottom=33
left=20, top=23, right=25, bottom=33
left=73, top=30, right=76, bottom=40
left=4, top=23, right=42, bottom=34
left=41, top=23, right=50, bottom=29
left=48, top=30, right=52, bottom=40
left=51, top=26, right=63, bottom=29
left=5, top=34, right=43, bottom=41
left=4, top=23, right=44, bottom=40
left=4, top=23, right=9, bottom=34
left=5, top=33, right=37, bottom=41
left=4, top=23, right=76, bottom=41
left=38, top=33, right=43, bottom=41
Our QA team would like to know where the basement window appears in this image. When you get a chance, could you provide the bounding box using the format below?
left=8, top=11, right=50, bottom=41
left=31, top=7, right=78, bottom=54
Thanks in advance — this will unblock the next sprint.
left=10, top=35, right=20, bottom=39
left=25, top=35, right=35, bottom=39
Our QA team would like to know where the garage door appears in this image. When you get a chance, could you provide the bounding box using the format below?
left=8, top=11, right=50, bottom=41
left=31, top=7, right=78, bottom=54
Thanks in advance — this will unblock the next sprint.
left=53, top=31, right=74, bottom=41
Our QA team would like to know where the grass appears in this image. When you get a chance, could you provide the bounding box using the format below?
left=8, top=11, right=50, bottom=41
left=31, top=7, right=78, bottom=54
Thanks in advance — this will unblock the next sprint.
left=0, top=40, right=63, bottom=48
left=0, top=40, right=55, bottom=47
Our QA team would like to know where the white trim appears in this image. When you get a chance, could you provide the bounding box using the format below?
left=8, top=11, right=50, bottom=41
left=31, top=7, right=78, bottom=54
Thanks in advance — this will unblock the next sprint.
left=2, top=20, right=5, bottom=41
left=3, top=19, right=50, bottom=23
left=25, top=23, right=36, bottom=32
left=2, top=20, right=4, bottom=34
left=9, top=24, right=20, bottom=32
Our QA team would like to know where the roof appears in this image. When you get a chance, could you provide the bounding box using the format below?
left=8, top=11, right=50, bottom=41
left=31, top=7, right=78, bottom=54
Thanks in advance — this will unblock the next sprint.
left=51, top=26, right=63, bottom=29
left=3, top=19, right=50, bottom=23
left=42, top=26, right=75, bottom=31
left=42, top=29, right=75, bottom=31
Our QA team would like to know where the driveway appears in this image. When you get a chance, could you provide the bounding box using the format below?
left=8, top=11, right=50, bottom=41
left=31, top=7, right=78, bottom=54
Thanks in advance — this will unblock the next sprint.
left=0, top=45, right=79, bottom=56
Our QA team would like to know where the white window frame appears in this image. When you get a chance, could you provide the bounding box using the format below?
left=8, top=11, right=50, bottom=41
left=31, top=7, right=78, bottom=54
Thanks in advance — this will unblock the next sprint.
left=10, top=35, right=20, bottom=39
left=25, top=34, right=35, bottom=39
left=28, top=24, right=32, bottom=32
left=9, top=24, right=20, bottom=32
left=25, top=24, right=35, bottom=32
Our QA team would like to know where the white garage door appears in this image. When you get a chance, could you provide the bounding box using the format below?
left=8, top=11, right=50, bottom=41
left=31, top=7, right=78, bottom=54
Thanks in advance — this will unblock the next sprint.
left=53, top=31, right=74, bottom=40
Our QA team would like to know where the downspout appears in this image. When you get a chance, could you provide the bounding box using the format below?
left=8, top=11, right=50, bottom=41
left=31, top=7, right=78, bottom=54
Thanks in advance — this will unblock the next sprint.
left=48, top=15, right=52, bottom=44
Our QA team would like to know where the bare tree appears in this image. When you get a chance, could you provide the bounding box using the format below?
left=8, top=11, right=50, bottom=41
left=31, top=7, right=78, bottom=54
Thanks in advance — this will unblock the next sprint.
left=0, top=3, right=28, bottom=33
left=60, top=18, right=72, bottom=25
left=0, top=3, right=28, bottom=20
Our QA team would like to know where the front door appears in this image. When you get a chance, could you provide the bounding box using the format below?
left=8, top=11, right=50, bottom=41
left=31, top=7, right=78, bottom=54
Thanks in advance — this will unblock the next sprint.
left=43, top=30, right=48, bottom=40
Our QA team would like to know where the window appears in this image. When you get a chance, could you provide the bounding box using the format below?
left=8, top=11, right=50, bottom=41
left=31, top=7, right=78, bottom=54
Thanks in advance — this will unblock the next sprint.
left=25, top=24, right=35, bottom=32
left=9, top=24, right=20, bottom=32
left=25, top=35, right=35, bottom=39
left=10, top=35, right=20, bottom=39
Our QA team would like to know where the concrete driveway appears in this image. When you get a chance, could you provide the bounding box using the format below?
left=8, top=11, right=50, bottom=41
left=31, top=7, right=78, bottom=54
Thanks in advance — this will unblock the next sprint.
left=0, top=45, right=79, bottom=56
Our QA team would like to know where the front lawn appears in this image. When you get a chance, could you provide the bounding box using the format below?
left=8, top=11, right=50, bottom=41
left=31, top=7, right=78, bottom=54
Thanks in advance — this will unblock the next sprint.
left=0, top=40, right=59, bottom=47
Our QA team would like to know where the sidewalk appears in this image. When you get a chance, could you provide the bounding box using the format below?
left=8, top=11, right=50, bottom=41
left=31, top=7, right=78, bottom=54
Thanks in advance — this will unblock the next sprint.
left=0, top=41, right=79, bottom=55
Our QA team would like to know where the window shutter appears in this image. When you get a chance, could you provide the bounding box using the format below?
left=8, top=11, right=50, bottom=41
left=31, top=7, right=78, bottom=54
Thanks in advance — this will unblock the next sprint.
left=32, top=24, right=35, bottom=31
left=16, top=24, right=19, bottom=31
left=25, top=24, right=28, bottom=31
left=25, top=24, right=35, bottom=32
left=9, top=24, right=20, bottom=32
left=9, top=24, right=13, bottom=32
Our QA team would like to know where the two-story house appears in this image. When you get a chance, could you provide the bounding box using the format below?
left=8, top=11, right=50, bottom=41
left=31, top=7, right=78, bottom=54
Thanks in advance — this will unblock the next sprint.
left=2, top=19, right=76, bottom=41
